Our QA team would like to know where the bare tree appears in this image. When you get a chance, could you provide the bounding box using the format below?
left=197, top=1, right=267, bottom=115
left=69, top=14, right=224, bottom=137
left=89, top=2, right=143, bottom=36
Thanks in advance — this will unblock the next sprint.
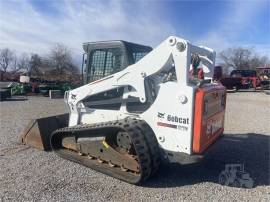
left=17, top=53, right=30, bottom=73
left=0, top=48, right=15, bottom=73
left=9, top=53, right=23, bottom=73
left=249, top=55, right=269, bottom=68
left=219, top=47, right=269, bottom=70
left=29, top=54, right=42, bottom=77
left=48, top=43, right=78, bottom=79
left=0, top=44, right=79, bottom=82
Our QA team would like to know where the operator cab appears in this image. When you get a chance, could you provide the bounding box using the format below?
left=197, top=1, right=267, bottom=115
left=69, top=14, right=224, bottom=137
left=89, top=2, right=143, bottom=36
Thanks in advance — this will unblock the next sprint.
left=82, top=40, right=152, bottom=84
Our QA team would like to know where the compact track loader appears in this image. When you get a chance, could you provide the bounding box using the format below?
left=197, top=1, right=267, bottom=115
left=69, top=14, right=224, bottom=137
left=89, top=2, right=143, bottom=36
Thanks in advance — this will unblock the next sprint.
left=21, top=36, right=226, bottom=184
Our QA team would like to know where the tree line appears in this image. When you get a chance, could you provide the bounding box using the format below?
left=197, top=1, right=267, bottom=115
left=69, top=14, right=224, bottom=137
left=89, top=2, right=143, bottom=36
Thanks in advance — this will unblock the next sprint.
left=0, top=43, right=79, bottom=82
left=1, top=44, right=269, bottom=81
left=219, top=47, right=269, bottom=71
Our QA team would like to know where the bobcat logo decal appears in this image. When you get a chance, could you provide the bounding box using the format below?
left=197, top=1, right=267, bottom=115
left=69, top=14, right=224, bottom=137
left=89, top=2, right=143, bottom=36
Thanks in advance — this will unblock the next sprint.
left=158, top=112, right=165, bottom=119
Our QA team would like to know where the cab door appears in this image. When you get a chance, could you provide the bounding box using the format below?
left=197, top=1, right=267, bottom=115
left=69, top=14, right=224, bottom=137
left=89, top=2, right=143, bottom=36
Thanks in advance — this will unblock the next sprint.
left=86, top=48, right=124, bottom=83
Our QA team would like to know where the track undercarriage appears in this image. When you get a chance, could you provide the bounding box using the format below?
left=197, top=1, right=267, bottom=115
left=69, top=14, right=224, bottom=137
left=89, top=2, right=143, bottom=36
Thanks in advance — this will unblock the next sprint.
left=50, top=118, right=160, bottom=184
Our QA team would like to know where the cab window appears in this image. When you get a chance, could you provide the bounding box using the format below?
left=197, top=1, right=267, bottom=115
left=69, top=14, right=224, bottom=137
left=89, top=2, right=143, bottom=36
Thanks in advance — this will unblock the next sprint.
left=87, top=48, right=123, bottom=82
left=132, top=52, right=149, bottom=63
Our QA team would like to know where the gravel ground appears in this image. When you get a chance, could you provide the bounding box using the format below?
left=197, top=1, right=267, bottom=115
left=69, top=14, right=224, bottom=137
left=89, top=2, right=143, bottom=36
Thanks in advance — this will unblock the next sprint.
left=0, top=93, right=269, bottom=202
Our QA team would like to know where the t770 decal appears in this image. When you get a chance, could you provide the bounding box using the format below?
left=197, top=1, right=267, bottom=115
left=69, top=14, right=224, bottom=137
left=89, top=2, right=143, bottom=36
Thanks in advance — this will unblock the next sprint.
left=157, top=112, right=189, bottom=131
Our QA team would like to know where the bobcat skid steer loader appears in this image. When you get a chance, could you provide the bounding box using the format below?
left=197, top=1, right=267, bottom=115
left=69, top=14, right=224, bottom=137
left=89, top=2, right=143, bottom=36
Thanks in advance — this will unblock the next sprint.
left=21, top=36, right=226, bottom=184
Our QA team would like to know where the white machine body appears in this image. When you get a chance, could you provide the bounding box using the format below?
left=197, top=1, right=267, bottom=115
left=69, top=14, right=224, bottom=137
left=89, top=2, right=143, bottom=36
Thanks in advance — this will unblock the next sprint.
left=64, top=36, right=225, bottom=163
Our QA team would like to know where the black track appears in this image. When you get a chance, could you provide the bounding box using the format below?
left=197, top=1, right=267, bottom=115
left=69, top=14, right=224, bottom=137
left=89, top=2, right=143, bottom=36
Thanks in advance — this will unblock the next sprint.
left=50, top=118, right=160, bottom=184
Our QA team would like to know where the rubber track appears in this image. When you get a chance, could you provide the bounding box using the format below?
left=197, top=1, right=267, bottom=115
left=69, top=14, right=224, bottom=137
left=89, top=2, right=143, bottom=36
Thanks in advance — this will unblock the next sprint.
left=50, top=118, right=160, bottom=184
left=125, top=118, right=160, bottom=176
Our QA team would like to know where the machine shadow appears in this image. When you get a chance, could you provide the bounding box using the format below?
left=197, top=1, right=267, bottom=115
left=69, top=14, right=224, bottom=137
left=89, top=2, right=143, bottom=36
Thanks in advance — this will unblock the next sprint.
left=143, top=133, right=270, bottom=188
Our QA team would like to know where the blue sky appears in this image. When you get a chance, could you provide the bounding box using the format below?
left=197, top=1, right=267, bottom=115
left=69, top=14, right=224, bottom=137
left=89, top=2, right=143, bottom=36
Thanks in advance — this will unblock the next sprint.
left=0, top=0, right=269, bottom=64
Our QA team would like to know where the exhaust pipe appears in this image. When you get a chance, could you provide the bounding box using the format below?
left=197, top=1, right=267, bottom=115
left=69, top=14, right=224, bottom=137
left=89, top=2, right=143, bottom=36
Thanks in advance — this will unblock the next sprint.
left=20, top=113, right=69, bottom=151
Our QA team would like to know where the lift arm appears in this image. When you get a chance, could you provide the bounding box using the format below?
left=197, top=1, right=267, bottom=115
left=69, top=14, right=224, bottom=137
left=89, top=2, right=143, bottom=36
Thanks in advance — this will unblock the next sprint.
left=66, top=36, right=215, bottom=125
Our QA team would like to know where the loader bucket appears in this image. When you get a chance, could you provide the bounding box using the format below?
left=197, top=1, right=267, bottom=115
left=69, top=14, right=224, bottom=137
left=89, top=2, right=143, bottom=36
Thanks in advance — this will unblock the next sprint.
left=20, top=113, right=69, bottom=151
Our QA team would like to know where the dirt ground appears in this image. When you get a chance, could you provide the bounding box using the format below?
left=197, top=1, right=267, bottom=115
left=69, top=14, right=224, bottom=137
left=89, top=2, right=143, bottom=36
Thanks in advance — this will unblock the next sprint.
left=0, top=92, right=269, bottom=201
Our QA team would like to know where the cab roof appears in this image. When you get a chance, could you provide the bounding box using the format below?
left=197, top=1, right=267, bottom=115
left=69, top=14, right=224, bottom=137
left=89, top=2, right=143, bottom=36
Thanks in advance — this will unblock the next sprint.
left=83, top=40, right=152, bottom=53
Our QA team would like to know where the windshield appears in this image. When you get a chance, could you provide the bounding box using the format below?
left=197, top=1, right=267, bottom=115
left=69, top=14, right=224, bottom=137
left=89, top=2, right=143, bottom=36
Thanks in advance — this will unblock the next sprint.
left=87, top=48, right=123, bottom=82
